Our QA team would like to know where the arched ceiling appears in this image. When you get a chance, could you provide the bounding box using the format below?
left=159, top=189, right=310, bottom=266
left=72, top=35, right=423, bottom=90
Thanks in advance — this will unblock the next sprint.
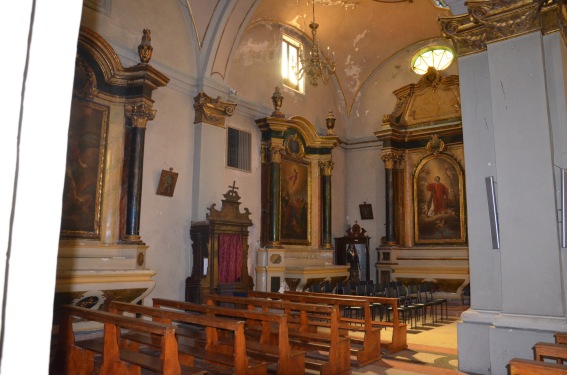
left=187, top=0, right=455, bottom=112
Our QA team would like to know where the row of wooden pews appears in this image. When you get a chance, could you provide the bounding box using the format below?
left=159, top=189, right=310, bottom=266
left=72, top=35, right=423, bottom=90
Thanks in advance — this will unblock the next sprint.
left=53, top=305, right=207, bottom=375
left=280, top=290, right=409, bottom=353
left=509, top=332, right=567, bottom=374
left=53, top=290, right=406, bottom=374
left=200, top=294, right=351, bottom=373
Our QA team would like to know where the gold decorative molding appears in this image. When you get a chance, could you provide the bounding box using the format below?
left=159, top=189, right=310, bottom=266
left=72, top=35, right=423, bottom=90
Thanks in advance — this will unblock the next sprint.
left=284, top=134, right=305, bottom=159
left=380, top=151, right=404, bottom=169
left=193, top=92, right=236, bottom=127
left=319, top=160, right=334, bottom=176
left=425, top=135, right=445, bottom=155
left=440, top=0, right=562, bottom=56
left=73, top=56, right=97, bottom=98
left=125, top=103, right=156, bottom=129
left=262, top=143, right=283, bottom=164
left=384, top=68, right=460, bottom=128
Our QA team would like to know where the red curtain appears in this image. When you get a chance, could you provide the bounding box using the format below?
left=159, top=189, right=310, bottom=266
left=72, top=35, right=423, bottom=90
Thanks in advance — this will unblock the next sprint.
left=219, top=234, right=242, bottom=283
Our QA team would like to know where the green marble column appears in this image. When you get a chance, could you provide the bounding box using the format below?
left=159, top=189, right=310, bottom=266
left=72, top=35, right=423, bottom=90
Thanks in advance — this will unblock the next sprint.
left=269, top=145, right=282, bottom=247
left=124, top=103, right=155, bottom=243
left=319, top=160, right=334, bottom=249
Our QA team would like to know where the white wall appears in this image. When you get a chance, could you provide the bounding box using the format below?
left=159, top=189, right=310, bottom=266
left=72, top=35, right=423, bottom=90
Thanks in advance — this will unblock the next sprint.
left=1, top=2, right=83, bottom=373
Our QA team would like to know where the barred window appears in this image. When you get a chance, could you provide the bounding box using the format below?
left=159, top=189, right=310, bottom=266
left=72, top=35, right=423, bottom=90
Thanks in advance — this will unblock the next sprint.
left=227, top=127, right=251, bottom=172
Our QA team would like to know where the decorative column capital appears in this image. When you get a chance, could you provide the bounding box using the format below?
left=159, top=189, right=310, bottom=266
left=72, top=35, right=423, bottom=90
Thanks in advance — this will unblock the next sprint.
left=380, top=151, right=404, bottom=169
left=193, top=92, right=236, bottom=127
left=439, top=0, right=561, bottom=57
left=125, top=102, right=156, bottom=129
left=319, top=160, right=335, bottom=176
left=261, top=143, right=283, bottom=164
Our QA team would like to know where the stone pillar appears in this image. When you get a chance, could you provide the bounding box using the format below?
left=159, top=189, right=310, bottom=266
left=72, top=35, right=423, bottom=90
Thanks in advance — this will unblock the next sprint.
left=319, top=159, right=334, bottom=249
left=441, top=2, right=567, bottom=374
left=124, top=102, right=156, bottom=243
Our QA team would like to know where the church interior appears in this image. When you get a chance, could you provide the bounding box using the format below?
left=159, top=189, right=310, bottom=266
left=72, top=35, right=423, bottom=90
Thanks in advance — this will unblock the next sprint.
left=4, top=0, right=567, bottom=374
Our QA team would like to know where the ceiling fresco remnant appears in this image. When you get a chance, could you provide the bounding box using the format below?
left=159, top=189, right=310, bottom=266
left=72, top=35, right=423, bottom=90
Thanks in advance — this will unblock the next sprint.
left=188, top=0, right=452, bottom=117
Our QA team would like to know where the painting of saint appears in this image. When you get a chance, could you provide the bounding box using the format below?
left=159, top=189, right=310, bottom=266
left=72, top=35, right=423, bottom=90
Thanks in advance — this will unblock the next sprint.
left=280, top=158, right=310, bottom=244
left=60, top=99, right=108, bottom=238
left=414, top=154, right=465, bottom=243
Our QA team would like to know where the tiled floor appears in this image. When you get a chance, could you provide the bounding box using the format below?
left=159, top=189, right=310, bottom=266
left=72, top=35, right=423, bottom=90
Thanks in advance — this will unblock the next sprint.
left=351, top=304, right=469, bottom=375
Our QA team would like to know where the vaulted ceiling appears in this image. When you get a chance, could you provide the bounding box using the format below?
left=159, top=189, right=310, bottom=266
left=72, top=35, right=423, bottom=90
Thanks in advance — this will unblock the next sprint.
left=185, top=0, right=458, bottom=113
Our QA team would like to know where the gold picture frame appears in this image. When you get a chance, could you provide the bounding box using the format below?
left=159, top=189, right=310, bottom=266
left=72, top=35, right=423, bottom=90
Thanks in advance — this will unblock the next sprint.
left=280, top=157, right=311, bottom=245
left=413, top=153, right=466, bottom=244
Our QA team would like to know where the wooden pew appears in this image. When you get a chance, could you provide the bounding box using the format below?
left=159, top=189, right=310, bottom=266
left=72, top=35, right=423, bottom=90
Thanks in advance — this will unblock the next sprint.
left=202, top=294, right=351, bottom=374
left=534, top=342, right=567, bottom=365
left=556, top=332, right=567, bottom=344
left=152, top=298, right=307, bottom=375
left=282, top=290, right=408, bottom=353
left=54, top=304, right=206, bottom=375
left=109, top=301, right=269, bottom=375
left=247, top=290, right=382, bottom=367
left=509, top=358, right=567, bottom=374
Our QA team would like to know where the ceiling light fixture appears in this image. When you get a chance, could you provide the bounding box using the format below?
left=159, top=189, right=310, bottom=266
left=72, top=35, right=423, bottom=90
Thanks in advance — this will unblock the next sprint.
left=297, top=0, right=336, bottom=86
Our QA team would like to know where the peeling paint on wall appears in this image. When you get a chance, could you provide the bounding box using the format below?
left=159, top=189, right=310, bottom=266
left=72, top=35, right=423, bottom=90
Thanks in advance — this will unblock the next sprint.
left=317, top=0, right=358, bottom=10
left=353, top=29, right=368, bottom=52
left=344, top=54, right=361, bottom=94
left=233, top=37, right=276, bottom=67
left=288, top=14, right=305, bottom=29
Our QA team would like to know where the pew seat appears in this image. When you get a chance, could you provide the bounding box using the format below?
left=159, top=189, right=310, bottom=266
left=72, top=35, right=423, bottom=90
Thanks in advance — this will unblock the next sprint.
left=54, top=304, right=206, bottom=375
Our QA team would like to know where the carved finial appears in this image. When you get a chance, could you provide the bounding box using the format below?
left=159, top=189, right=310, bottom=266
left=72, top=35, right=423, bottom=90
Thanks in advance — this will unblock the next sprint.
left=138, top=29, right=153, bottom=64
left=326, top=110, right=336, bottom=135
left=271, top=86, right=285, bottom=118
left=228, top=181, right=239, bottom=193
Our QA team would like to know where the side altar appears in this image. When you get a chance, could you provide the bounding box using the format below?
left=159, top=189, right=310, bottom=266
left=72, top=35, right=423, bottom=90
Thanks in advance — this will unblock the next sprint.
left=375, top=67, right=469, bottom=299
left=254, top=88, right=348, bottom=292
left=53, top=28, right=168, bottom=328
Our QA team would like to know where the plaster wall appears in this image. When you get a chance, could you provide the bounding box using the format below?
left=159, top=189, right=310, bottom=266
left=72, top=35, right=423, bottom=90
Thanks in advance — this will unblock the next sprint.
left=140, top=88, right=195, bottom=302
left=348, top=38, right=459, bottom=140
left=344, top=141, right=384, bottom=282
left=228, top=23, right=345, bottom=138
left=81, top=0, right=196, bottom=75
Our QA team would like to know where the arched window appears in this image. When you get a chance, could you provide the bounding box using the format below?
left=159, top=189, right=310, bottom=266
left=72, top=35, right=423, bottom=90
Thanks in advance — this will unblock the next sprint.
left=411, top=47, right=454, bottom=75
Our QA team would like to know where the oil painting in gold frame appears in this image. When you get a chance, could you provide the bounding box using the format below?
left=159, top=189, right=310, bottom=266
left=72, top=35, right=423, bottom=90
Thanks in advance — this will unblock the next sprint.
left=280, top=157, right=311, bottom=245
left=413, top=153, right=466, bottom=244
left=60, top=98, right=108, bottom=239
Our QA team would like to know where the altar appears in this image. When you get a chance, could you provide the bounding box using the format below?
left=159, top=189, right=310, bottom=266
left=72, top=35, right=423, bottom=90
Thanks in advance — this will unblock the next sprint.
left=255, top=247, right=349, bottom=292
left=254, top=89, right=348, bottom=291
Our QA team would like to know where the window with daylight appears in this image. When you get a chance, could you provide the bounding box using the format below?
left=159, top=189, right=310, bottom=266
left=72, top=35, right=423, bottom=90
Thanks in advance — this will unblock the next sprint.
left=411, top=47, right=454, bottom=75
left=282, top=35, right=304, bottom=93
left=227, top=127, right=251, bottom=172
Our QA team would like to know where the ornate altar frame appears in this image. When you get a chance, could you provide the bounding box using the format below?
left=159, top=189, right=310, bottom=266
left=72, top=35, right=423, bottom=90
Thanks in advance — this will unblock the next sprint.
left=375, top=67, right=469, bottom=296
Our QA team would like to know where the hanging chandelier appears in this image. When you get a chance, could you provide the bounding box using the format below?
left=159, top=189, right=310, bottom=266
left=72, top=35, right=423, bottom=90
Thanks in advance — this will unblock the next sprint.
left=297, top=0, right=336, bottom=86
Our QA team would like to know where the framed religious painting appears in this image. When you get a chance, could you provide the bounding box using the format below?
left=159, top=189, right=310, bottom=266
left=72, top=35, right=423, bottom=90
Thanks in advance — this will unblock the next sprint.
left=280, top=156, right=311, bottom=245
left=60, top=98, right=108, bottom=239
left=156, top=168, right=179, bottom=197
left=413, top=153, right=466, bottom=244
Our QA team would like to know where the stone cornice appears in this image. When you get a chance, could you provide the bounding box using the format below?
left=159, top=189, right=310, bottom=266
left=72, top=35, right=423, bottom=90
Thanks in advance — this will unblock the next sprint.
left=440, top=0, right=564, bottom=56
